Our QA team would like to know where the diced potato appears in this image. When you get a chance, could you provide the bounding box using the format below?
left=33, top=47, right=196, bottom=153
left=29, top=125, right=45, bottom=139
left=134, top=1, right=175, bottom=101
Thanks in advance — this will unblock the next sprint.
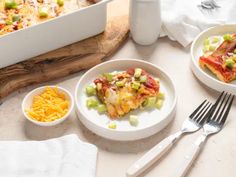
left=96, top=83, right=102, bottom=90
left=38, top=6, right=49, bottom=18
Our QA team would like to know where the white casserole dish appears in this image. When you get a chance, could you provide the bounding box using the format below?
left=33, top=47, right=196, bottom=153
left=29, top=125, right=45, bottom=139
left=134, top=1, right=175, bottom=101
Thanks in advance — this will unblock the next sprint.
left=0, top=0, right=111, bottom=69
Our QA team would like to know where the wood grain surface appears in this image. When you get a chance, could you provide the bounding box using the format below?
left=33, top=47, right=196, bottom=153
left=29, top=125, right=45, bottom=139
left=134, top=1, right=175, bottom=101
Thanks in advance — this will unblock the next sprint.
left=0, top=15, right=129, bottom=99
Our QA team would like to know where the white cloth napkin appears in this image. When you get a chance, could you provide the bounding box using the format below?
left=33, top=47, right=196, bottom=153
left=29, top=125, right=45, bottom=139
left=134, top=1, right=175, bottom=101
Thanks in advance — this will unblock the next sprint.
left=160, top=0, right=236, bottom=47
left=0, top=134, right=98, bottom=177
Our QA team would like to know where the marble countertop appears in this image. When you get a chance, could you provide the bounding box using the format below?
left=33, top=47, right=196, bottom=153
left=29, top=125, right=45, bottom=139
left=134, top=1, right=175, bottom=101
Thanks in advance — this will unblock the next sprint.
left=0, top=0, right=235, bottom=177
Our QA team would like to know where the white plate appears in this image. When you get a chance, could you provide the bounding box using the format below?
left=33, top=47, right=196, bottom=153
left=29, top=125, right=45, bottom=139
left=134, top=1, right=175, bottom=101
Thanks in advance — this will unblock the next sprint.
left=75, top=59, right=177, bottom=141
left=191, top=24, right=236, bottom=94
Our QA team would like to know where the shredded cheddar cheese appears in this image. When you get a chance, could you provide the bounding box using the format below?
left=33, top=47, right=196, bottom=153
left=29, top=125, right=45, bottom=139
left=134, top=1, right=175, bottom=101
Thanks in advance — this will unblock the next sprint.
left=26, top=87, right=69, bottom=122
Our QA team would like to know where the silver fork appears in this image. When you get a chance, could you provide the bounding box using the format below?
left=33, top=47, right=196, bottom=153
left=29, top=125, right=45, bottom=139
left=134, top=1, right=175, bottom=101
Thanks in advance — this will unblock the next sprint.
left=172, top=92, right=234, bottom=177
left=126, top=100, right=213, bottom=177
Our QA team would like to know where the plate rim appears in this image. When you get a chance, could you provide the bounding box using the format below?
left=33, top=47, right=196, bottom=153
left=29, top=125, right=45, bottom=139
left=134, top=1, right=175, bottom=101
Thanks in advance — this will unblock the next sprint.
left=190, top=24, right=236, bottom=94
left=74, top=59, right=177, bottom=140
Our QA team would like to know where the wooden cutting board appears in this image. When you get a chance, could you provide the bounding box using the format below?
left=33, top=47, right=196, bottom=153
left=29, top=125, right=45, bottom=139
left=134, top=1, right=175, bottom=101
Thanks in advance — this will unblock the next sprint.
left=0, top=16, right=129, bottom=99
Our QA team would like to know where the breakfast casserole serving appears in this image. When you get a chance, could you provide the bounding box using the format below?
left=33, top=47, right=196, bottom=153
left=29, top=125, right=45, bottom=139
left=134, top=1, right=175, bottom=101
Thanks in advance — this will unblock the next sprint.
left=199, top=34, right=236, bottom=83
left=85, top=68, right=165, bottom=121
left=0, top=0, right=95, bottom=35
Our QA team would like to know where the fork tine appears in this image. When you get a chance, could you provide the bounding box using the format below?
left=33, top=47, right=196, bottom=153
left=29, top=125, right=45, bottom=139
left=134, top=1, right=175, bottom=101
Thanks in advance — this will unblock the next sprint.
left=212, top=92, right=228, bottom=122
left=213, top=91, right=225, bottom=107
left=189, top=100, right=207, bottom=120
left=197, top=103, right=213, bottom=125
left=215, top=93, right=231, bottom=123
left=210, top=91, right=225, bottom=120
left=192, top=101, right=211, bottom=121
left=219, top=95, right=234, bottom=126
left=194, top=101, right=211, bottom=121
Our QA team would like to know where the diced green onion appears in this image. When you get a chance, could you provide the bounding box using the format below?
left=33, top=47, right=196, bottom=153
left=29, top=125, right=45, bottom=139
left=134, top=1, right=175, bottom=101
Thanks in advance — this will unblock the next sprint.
left=5, top=20, right=13, bottom=25
left=108, top=122, right=116, bottom=129
left=116, top=80, right=125, bottom=87
left=146, top=97, right=157, bottom=107
left=5, top=0, right=18, bottom=9
left=38, top=6, right=49, bottom=18
left=157, top=92, right=165, bottom=100
left=85, top=86, right=96, bottom=96
left=12, top=15, right=20, bottom=22
left=134, top=68, right=142, bottom=78
left=96, top=104, right=107, bottom=113
left=156, top=99, right=164, bottom=109
left=86, top=98, right=98, bottom=108
left=212, top=37, right=219, bottom=43
left=129, top=115, right=139, bottom=126
left=142, top=99, right=148, bottom=107
left=209, top=45, right=216, bottom=51
left=57, top=0, right=64, bottom=6
left=225, top=59, right=235, bottom=69
left=131, top=81, right=140, bottom=90
left=140, top=75, right=147, bottom=83
left=103, top=73, right=113, bottom=82
left=203, top=45, right=210, bottom=53
left=203, top=38, right=210, bottom=45
left=223, top=34, right=233, bottom=41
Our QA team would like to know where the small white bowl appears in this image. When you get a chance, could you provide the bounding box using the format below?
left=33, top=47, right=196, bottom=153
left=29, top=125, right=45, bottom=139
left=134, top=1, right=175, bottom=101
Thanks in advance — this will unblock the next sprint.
left=22, top=86, right=74, bottom=126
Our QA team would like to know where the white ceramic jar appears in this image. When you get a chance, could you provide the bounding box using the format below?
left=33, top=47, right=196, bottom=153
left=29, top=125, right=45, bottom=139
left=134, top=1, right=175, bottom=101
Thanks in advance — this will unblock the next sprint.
left=129, top=0, right=161, bottom=45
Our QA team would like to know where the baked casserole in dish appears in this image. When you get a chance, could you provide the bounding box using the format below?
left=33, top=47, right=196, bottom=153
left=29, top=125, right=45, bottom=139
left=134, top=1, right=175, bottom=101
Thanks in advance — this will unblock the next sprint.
left=0, top=0, right=111, bottom=68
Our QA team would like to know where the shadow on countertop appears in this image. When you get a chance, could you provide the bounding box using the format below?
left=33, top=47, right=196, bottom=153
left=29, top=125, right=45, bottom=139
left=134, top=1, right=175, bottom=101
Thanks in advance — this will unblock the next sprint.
left=76, top=116, right=176, bottom=154
left=23, top=115, right=74, bottom=141
left=22, top=111, right=176, bottom=154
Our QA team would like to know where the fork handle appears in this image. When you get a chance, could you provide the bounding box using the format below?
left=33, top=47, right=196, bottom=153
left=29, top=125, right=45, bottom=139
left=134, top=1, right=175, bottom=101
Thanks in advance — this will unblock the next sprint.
left=171, top=134, right=207, bottom=177
left=126, top=131, right=182, bottom=177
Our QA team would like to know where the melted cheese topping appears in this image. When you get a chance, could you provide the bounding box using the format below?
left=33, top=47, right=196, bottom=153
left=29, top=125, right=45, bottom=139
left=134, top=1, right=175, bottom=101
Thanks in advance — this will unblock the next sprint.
left=94, top=69, right=160, bottom=118
left=0, top=0, right=94, bottom=35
